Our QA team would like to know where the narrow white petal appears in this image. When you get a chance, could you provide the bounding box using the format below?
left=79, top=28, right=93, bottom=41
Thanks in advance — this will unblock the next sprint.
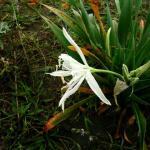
left=61, top=74, right=82, bottom=91
left=48, top=70, right=71, bottom=77
left=85, top=71, right=111, bottom=105
left=63, top=28, right=89, bottom=66
left=59, top=75, right=85, bottom=110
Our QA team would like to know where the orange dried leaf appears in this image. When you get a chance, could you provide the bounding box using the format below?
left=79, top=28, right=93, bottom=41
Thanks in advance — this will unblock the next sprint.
left=97, top=105, right=110, bottom=116
left=68, top=46, right=95, bottom=57
left=26, top=0, right=40, bottom=5
left=43, top=112, right=61, bottom=132
left=78, top=87, right=112, bottom=94
left=114, top=108, right=127, bottom=139
left=85, top=44, right=92, bottom=49
left=80, top=106, right=85, bottom=113
left=43, top=96, right=95, bottom=132
left=124, top=115, right=136, bottom=145
left=89, top=0, right=103, bottom=19
left=78, top=87, right=94, bottom=94
left=62, top=3, right=69, bottom=9
left=89, top=0, right=106, bottom=37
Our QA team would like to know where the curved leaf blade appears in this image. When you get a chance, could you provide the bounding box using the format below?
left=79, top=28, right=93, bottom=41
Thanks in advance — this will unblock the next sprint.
left=118, top=0, right=132, bottom=47
left=130, top=102, right=147, bottom=150
left=43, top=95, right=96, bottom=132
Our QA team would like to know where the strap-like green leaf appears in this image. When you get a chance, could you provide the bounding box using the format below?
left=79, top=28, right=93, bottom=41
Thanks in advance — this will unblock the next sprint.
left=125, top=21, right=135, bottom=70
left=79, top=0, right=97, bottom=46
left=118, top=0, right=132, bottom=47
left=105, top=28, right=111, bottom=57
left=135, top=0, right=142, bottom=17
left=41, top=3, right=89, bottom=43
left=119, top=0, right=124, bottom=11
left=143, top=5, right=150, bottom=35
left=107, top=5, right=116, bottom=48
left=40, top=15, right=82, bottom=62
left=43, top=95, right=96, bottom=132
left=68, top=0, right=78, bottom=10
left=130, top=102, right=147, bottom=150
left=135, top=79, right=150, bottom=91
left=130, top=94, right=150, bottom=106
left=115, top=0, right=121, bottom=15
left=136, top=38, right=150, bottom=68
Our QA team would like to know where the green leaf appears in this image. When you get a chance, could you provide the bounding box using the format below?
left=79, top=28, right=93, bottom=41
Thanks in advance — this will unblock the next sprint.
left=40, top=15, right=82, bottom=62
left=68, top=0, right=78, bottom=10
left=105, top=28, right=111, bottom=57
left=130, top=102, right=147, bottom=150
left=134, top=79, right=150, bottom=91
left=43, top=95, right=96, bottom=132
left=119, top=0, right=124, bottom=11
left=115, top=0, right=121, bottom=15
left=125, top=21, right=135, bottom=70
left=135, top=0, right=142, bottom=17
left=41, top=3, right=89, bottom=43
left=130, top=94, right=150, bottom=106
left=143, top=5, right=150, bottom=35
left=136, top=38, right=150, bottom=68
left=79, top=0, right=97, bottom=46
left=118, top=0, right=132, bottom=47
left=136, top=25, right=150, bottom=54
left=25, top=2, right=82, bottom=62
left=107, top=5, right=116, bottom=47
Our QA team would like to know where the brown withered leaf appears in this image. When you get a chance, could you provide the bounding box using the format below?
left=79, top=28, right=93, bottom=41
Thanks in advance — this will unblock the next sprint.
left=97, top=104, right=110, bottom=116
left=89, top=0, right=100, bottom=20
left=89, top=0, right=106, bottom=38
left=124, top=115, right=136, bottom=145
left=43, top=95, right=95, bottom=132
left=68, top=46, right=95, bottom=57
left=114, top=78, right=129, bottom=105
left=62, top=3, right=69, bottom=9
left=43, top=112, right=61, bottom=132
left=62, top=86, right=112, bottom=95
left=114, top=108, right=127, bottom=139
left=85, top=44, right=92, bottom=49
left=80, top=106, right=85, bottom=113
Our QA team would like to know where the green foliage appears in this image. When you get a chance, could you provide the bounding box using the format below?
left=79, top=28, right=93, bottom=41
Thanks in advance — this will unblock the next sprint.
left=31, top=0, right=150, bottom=149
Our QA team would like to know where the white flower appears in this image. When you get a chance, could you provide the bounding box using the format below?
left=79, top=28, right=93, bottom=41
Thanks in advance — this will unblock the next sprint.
left=47, top=28, right=111, bottom=111
left=89, top=136, right=93, bottom=141
left=80, top=129, right=84, bottom=136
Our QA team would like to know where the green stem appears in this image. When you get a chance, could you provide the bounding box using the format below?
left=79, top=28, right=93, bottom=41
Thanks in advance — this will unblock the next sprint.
left=91, top=68, right=124, bottom=80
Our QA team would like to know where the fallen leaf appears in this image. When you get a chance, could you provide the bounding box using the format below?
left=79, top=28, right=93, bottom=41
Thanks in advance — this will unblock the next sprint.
left=97, top=104, right=110, bottom=116
left=80, top=106, right=85, bottom=113
left=114, top=108, right=127, bottom=139
left=124, top=115, right=136, bottom=145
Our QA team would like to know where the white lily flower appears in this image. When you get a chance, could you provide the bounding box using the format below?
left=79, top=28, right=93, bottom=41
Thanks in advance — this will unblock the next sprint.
left=47, top=28, right=111, bottom=111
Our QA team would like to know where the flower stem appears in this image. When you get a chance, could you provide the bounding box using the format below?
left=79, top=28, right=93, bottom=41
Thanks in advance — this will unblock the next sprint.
left=91, top=68, right=124, bottom=80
